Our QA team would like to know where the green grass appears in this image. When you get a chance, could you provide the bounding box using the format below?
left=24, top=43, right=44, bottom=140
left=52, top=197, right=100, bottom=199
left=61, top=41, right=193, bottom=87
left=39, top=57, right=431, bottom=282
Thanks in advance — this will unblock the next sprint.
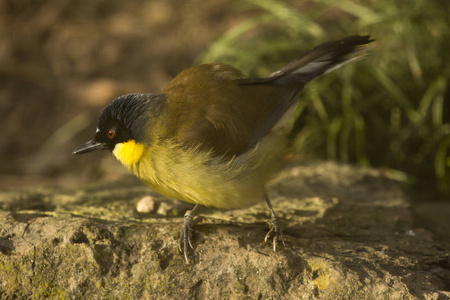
left=198, top=0, right=450, bottom=194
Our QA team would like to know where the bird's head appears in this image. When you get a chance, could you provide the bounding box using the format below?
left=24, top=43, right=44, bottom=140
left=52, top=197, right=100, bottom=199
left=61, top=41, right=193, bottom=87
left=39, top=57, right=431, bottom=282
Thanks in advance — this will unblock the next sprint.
left=73, top=93, right=164, bottom=165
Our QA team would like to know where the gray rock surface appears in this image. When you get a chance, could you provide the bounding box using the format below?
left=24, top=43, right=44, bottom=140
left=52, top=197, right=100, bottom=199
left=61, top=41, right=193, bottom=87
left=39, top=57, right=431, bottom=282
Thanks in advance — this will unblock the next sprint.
left=1, top=161, right=449, bottom=299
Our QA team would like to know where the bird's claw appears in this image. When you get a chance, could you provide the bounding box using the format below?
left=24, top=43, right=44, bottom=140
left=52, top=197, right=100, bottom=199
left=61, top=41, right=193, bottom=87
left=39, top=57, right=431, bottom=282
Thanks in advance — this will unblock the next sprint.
left=264, top=218, right=285, bottom=252
left=179, top=210, right=195, bottom=264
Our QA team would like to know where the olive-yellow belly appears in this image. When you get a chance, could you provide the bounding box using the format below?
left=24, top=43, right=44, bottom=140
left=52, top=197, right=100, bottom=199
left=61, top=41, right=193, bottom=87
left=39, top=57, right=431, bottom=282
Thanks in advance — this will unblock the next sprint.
left=112, top=137, right=282, bottom=209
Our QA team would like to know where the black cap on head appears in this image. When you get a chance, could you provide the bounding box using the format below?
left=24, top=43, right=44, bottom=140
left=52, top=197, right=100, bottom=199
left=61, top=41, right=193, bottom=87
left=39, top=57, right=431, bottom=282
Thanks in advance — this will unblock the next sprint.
left=73, top=93, right=165, bottom=155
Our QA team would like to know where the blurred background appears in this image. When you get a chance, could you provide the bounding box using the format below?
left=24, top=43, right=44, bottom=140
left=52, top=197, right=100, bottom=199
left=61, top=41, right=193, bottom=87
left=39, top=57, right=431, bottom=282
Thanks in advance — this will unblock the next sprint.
left=1, top=0, right=449, bottom=200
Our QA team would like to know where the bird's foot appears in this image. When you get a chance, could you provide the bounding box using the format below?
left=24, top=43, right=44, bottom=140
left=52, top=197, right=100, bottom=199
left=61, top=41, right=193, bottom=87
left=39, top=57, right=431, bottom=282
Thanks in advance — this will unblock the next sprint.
left=178, top=209, right=196, bottom=264
left=264, top=217, right=285, bottom=252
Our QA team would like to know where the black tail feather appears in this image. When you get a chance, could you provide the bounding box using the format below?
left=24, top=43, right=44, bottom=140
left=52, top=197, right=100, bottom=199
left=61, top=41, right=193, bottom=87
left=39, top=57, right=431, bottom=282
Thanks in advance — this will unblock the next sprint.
left=240, top=35, right=374, bottom=85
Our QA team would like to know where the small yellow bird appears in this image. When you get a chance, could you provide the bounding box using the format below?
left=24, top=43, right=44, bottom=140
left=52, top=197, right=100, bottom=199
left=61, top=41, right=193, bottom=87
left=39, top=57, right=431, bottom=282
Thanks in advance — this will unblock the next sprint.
left=74, top=35, right=373, bottom=263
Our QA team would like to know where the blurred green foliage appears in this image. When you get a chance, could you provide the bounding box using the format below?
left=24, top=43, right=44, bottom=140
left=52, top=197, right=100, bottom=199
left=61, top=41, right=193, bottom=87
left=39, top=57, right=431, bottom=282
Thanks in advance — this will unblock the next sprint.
left=199, top=0, right=450, bottom=193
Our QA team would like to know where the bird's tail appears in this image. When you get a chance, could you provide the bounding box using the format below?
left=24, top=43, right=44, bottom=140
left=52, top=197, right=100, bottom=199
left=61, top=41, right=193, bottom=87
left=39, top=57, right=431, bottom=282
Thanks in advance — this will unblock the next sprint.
left=240, top=35, right=374, bottom=85
left=237, top=35, right=374, bottom=150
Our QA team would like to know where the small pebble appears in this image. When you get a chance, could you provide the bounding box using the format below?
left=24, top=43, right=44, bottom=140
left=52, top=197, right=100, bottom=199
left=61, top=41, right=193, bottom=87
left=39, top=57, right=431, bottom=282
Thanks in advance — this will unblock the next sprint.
left=136, top=196, right=155, bottom=213
left=156, top=202, right=171, bottom=216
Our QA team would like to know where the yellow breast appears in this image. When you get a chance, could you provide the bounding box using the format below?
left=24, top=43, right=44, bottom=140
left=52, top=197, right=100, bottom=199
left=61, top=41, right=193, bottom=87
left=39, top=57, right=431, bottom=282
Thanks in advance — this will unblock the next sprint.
left=111, top=136, right=283, bottom=209
left=112, top=139, right=145, bottom=168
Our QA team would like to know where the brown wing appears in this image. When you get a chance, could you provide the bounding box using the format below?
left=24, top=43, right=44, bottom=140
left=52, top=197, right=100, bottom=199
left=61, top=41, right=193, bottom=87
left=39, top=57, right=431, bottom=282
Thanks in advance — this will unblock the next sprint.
left=161, top=36, right=373, bottom=157
left=162, top=63, right=295, bottom=157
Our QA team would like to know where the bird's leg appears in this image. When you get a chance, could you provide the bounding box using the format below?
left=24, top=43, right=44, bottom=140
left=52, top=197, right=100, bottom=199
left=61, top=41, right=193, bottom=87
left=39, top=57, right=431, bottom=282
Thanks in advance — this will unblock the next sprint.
left=264, top=194, right=285, bottom=251
left=178, top=204, right=200, bottom=264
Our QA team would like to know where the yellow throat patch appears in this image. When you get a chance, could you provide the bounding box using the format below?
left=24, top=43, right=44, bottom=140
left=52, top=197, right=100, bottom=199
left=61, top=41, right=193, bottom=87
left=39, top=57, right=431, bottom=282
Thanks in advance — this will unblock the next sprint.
left=112, top=139, right=145, bottom=169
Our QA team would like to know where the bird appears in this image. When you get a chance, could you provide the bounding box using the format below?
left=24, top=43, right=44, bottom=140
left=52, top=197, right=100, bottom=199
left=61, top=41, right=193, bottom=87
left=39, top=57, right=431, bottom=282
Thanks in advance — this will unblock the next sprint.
left=73, top=35, right=374, bottom=264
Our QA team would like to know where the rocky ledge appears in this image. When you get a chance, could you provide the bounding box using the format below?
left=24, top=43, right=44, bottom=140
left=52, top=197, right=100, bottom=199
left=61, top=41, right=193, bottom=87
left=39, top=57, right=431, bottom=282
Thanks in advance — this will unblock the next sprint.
left=1, top=161, right=449, bottom=299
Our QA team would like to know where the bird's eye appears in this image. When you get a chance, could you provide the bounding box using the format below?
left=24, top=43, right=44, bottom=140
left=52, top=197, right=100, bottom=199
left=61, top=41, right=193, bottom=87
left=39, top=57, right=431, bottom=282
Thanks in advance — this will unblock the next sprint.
left=107, top=129, right=116, bottom=139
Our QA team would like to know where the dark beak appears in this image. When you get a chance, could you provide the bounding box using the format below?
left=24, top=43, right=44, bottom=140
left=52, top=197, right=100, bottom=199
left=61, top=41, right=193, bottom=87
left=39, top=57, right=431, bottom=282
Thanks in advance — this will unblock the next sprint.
left=72, top=139, right=108, bottom=155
